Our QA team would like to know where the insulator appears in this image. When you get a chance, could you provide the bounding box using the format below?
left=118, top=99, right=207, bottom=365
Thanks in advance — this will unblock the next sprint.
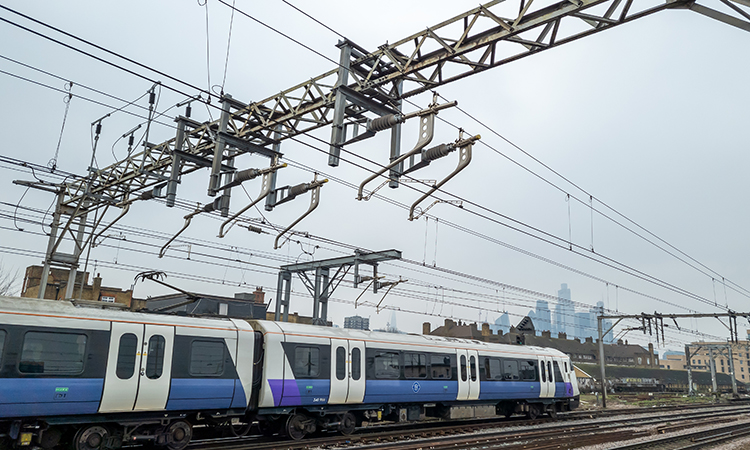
left=234, top=168, right=261, bottom=184
left=149, top=91, right=156, bottom=105
left=368, top=114, right=401, bottom=132
left=140, top=190, right=155, bottom=201
left=95, top=123, right=102, bottom=135
left=128, top=134, right=135, bottom=146
left=288, top=182, right=309, bottom=197
left=247, top=225, right=263, bottom=234
left=423, top=143, right=451, bottom=162
left=185, top=104, right=192, bottom=118
left=202, top=198, right=221, bottom=213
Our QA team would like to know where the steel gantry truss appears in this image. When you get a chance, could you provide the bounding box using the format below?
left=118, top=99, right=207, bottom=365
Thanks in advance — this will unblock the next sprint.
left=596, top=311, right=750, bottom=408
left=15, top=0, right=749, bottom=299
left=274, top=249, right=402, bottom=325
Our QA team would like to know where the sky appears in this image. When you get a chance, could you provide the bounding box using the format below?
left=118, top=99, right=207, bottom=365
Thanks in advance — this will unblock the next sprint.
left=0, top=0, right=748, bottom=352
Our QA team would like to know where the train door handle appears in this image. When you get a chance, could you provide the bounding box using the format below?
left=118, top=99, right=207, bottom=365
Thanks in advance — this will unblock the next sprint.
left=140, top=368, right=145, bottom=376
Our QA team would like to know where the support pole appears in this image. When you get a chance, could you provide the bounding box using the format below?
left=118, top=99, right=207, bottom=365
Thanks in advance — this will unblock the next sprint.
left=709, top=348, right=718, bottom=397
left=727, top=346, right=738, bottom=398
left=265, top=126, right=283, bottom=212
left=388, top=80, right=403, bottom=188
left=166, top=118, right=187, bottom=207
left=64, top=210, right=88, bottom=299
left=328, top=42, right=351, bottom=167
left=38, top=190, right=64, bottom=299
left=598, top=316, right=607, bottom=408
left=208, top=96, right=232, bottom=197
left=685, top=344, right=694, bottom=396
left=274, top=270, right=291, bottom=322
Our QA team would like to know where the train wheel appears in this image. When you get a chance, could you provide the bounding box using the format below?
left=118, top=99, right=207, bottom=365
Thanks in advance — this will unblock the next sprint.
left=547, top=405, right=558, bottom=420
left=285, top=414, right=308, bottom=441
left=338, top=412, right=356, bottom=436
left=164, top=421, right=192, bottom=450
left=525, top=404, right=540, bottom=420
left=74, top=425, right=109, bottom=450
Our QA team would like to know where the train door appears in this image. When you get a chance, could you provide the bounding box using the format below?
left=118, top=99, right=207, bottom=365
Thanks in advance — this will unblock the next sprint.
left=329, top=339, right=366, bottom=404
left=538, top=356, right=554, bottom=398
left=456, top=349, right=469, bottom=400
left=467, top=350, right=480, bottom=400
left=134, top=324, right=175, bottom=410
left=99, top=322, right=143, bottom=412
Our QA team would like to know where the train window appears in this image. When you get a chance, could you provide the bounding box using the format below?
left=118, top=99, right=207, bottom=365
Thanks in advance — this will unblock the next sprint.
left=116, top=333, right=138, bottom=379
left=502, top=360, right=519, bottom=381
left=351, top=348, right=361, bottom=381
left=460, top=355, right=467, bottom=382
left=19, top=331, right=87, bottom=375
left=487, top=358, right=502, bottom=380
left=541, top=361, right=546, bottom=382
left=336, top=347, right=346, bottom=380
left=404, top=352, right=427, bottom=379
left=430, top=354, right=451, bottom=379
left=547, top=361, right=553, bottom=382
left=374, top=351, right=400, bottom=379
left=190, top=340, right=225, bottom=376
left=564, top=361, right=569, bottom=373
left=0, top=330, right=5, bottom=364
left=553, top=361, right=564, bottom=382
left=146, top=335, right=166, bottom=379
left=293, top=346, right=320, bottom=378
left=470, top=355, right=477, bottom=382
left=520, top=360, right=537, bottom=381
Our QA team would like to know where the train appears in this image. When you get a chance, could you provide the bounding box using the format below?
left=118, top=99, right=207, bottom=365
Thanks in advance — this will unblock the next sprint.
left=0, top=295, right=580, bottom=449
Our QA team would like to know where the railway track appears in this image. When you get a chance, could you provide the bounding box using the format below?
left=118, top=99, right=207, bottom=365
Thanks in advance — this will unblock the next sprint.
left=186, top=403, right=750, bottom=450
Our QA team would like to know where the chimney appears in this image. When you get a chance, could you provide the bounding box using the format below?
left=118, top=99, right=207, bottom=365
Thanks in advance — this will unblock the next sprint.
left=558, top=332, right=567, bottom=340
left=482, top=323, right=491, bottom=337
left=253, top=287, right=265, bottom=304
left=422, top=322, right=431, bottom=335
left=93, top=273, right=102, bottom=301
left=444, top=318, right=455, bottom=329
left=648, top=343, right=655, bottom=367
left=469, top=323, right=478, bottom=335
left=617, top=339, right=624, bottom=346
left=542, top=330, right=551, bottom=339
left=585, top=336, right=593, bottom=344
left=625, top=340, right=628, bottom=345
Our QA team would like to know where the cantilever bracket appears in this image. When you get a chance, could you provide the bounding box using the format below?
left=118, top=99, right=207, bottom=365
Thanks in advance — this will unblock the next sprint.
left=408, top=134, right=480, bottom=221
left=159, top=198, right=221, bottom=258
left=374, top=277, right=407, bottom=313
left=217, top=163, right=286, bottom=238
left=273, top=177, right=328, bottom=249
left=357, top=95, right=458, bottom=200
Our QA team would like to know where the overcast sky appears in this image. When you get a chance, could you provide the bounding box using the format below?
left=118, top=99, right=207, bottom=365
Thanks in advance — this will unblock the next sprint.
left=0, top=0, right=748, bottom=351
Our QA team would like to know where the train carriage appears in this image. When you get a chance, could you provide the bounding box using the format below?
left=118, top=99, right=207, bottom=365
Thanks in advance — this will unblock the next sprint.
left=0, top=296, right=579, bottom=448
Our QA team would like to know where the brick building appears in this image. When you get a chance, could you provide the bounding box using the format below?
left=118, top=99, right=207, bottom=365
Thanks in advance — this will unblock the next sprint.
left=424, top=318, right=659, bottom=368
left=21, top=265, right=133, bottom=307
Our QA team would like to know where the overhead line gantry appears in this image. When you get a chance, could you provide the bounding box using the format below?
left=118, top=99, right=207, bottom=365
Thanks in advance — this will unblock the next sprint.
left=13, top=0, right=749, bottom=299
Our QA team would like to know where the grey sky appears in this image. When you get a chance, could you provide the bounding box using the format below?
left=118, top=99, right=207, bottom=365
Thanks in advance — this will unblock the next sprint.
left=0, top=0, right=748, bottom=350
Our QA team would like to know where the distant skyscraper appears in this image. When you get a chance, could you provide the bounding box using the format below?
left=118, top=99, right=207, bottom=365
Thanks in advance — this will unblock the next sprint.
left=574, top=311, right=591, bottom=339
left=491, top=312, right=511, bottom=334
left=344, top=315, right=370, bottom=330
left=534, top=299, right=551, bottom=332
left=554, top=283, right=574, bottom=336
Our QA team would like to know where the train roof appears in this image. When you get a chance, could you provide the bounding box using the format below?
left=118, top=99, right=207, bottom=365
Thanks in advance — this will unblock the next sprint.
left=0, top=295, right=239, bottom=331
left=251, top=319, right=568, bottom=359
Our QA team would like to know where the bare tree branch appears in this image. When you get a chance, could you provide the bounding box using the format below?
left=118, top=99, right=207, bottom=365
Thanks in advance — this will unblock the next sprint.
left=0, top=260, right=20, bottom=296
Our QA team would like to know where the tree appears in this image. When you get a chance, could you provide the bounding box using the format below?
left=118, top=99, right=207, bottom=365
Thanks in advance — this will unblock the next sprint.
left=0, top=260, right=20, bottom=296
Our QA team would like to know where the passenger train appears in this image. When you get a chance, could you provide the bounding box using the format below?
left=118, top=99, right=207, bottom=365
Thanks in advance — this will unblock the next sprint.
left=0, top=295, right=579, bottom=449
